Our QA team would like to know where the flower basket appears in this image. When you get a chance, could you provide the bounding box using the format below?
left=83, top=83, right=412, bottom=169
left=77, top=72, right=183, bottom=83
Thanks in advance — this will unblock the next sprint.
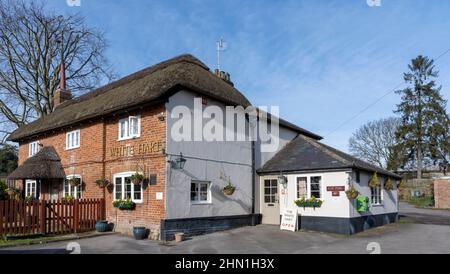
left=130, top=173, right=144, bottom=186
left=294, top=196, right=323, bottom=208
left=223, top=184, right=236, bottom=196
left=68, top=177, right=81, bottom=187
left=384, top=178, right=394, bottom=191
left=113, top=198, right=136, bottom=210
left=6, top=187, right=20, bottom=198
left=345, top=187, right=360, bottom=200
left=63, top=195, right=75, bottom=203
left=95, top=178, right=110, bottom=188
left=368, top=172, right=380, bottom=188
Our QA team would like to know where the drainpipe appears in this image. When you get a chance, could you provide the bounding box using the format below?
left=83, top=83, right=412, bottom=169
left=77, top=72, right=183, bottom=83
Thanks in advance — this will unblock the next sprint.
left=251, top=140, right=256, bottom=214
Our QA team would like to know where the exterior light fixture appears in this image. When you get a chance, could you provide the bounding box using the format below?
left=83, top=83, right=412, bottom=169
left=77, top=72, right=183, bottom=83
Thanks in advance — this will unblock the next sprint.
left=170, top=153, right=187, bottom=170
left=278, top=173, right=288, bottom=185
left=158, top=112, right=165, bottom=121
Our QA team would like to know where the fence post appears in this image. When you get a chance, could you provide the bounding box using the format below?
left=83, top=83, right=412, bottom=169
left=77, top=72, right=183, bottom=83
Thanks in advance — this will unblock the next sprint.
left=40, top=200, right=46, bottom=235
left=74, top=199, right=79, bottom=233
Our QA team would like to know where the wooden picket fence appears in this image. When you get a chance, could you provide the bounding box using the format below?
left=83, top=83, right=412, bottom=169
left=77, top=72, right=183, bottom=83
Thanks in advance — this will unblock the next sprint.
left=0, top=199, right=104, bottom=237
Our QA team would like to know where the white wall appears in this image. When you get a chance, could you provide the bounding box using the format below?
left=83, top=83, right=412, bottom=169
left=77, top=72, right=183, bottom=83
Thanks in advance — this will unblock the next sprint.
left=350, top=170, right=399, bottom=218
left=262, top=170, right=352, bottom=218
left=165, top=90, right=253, bottom=219
left=254, top=124, right=298, bottom=214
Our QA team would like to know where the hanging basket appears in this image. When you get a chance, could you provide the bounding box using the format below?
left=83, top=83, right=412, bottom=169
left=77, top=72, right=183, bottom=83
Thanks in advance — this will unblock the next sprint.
left=69, top=177, right=81, bottom=187
left=131, top=173, right=144, bottom=186
left=223, top=184, right=236, bottom=196
left=96, top=178, right=110, bottom=188
left=368, top=172, right=380, bottom=188
left=6, top=187, right=20, bottom=197
left=345, top=187, right=360, bottom=200
left=384, top=178, right=394, bottom=191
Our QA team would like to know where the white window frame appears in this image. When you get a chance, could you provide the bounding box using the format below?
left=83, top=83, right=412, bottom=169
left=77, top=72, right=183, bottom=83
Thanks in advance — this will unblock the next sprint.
left=190, top=180, right=211, bottom=204
left=296, top=177, right=308, bottom=199
left=371, top=185, right=383, bottom=206
left=66, top=129, right=80, bottom=150
left=29, top=141, right=40, bottom=157
left=118, top=115, right=141, bottom=141
left=64, top=174, right=82, bottom=199
left=113, top=172, right=143, bottom=203
left=308, top=176, right=322, bottom=199
left=25, top=180, right=40, bottom=199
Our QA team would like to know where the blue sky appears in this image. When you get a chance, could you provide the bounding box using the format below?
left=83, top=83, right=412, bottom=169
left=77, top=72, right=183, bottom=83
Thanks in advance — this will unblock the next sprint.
left=47, top=0, right=450, bottom=152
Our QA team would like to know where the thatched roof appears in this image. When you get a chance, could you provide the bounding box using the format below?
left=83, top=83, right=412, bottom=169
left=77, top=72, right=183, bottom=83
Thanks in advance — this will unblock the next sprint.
left=8, top=54, right=322, bottom=142
left=7, top=146, right=66, bottom=180
left=257, top=134, right=402, bottom=179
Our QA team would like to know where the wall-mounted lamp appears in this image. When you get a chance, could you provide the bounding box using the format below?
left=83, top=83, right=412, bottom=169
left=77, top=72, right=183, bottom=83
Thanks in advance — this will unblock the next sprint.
left=158, top=112, right=165, bottom=121
left=170, top=153, right=187, bottom=170
left=278, top=174, right=288, bottom=185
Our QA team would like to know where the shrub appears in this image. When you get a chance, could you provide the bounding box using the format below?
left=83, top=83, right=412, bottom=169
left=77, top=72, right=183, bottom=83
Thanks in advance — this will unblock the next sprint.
left=0, top=180, right=8, bottom=200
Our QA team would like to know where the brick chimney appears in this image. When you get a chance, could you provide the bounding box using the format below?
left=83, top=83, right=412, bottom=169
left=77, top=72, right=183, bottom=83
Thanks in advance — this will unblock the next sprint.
left=214, top=69, right=234, bottom=87
left=53, top=39, right=72, bottom=109
left=53, top=89, right=72, bottom=109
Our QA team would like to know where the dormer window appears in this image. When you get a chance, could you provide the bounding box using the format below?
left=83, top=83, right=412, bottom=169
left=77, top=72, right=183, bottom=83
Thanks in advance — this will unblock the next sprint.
left=66, top=129, right=80, bottom=150
left=29, top=141, right=40, bottom=157
left=118, top=115, right=141, bottom=141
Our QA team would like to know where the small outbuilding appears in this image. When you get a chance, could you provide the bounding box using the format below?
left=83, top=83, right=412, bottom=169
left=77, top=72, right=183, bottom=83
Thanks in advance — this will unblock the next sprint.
left=257, top=134, right=402, bottom=235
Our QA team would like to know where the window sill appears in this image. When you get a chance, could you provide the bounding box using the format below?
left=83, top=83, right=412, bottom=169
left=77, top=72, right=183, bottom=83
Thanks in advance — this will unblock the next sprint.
left=65, top=146, right=80, bottom=151
left=191, top=202, right=212, bottom=205
left=371, top=204, right=384, bottom=207
left=118, top=136, right=140, bottom=142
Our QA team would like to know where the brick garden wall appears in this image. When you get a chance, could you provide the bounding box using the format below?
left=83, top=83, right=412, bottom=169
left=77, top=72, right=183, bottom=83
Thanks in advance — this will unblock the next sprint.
left=434, top=179, right=450, bottom=209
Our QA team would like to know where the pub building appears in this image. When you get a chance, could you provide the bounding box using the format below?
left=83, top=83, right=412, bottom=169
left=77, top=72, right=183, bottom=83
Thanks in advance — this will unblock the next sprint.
left=7, top=54, right=401, bottom=240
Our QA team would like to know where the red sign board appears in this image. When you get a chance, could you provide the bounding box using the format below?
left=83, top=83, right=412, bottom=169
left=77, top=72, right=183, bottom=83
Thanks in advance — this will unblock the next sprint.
left=327, top=186, right=345, bottom=192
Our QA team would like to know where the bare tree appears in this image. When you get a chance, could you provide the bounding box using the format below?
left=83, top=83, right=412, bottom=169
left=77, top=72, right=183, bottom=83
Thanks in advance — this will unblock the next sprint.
left=0, top=0, right=114, bottom=143
left=349, top=117, right=402, bottom=170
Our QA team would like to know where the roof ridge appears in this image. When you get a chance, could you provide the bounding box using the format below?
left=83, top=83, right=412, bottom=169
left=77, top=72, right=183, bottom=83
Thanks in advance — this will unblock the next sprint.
left=58, top=54, right=208, bottom=109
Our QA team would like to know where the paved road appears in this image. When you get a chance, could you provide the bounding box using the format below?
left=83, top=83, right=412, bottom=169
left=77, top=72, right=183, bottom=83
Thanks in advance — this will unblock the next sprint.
left=1, top=203, right=449, bottom=254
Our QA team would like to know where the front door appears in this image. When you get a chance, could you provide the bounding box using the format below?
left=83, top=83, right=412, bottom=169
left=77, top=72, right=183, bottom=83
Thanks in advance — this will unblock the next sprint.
left=261, top=179, right=280, bottom=225
left=50, top=181, right=60, bottom=200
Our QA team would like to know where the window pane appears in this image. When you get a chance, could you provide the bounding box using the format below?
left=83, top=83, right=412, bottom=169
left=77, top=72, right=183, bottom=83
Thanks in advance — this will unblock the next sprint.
left=264, top=195, right=271, bottom=203
left=124, top=177, right=132, bottom=200
left=120, top=120, right=127, bottom=138
left=190, top=183, right=198, bottom=201
left=264, top=180, right=270, bottom=187
left=74, top=186, right=81, bottom=199
left=134, top=183, right=141, bottom=201
left=130, top=117, right=139, bottom=136
left=200, top=183, right=208, bottom=201
left=115, top=177, right=122, bottom=200
left=310, top=177, right=321, bottom=198
left=297, top=177, right=307, bottom=198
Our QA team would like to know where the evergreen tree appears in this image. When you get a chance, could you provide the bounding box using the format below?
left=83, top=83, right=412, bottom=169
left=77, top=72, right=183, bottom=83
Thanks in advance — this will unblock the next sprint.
left=394, top=55, right=450, bottom=178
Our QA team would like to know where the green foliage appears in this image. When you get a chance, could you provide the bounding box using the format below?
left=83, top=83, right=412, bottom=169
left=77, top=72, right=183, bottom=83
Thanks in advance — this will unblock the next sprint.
left=345, top=186, right=360, bottom=200
left=394, top=55, right=450, bottom=176
left=0, top=145, right=18, bottom=175
left=369, top=172, right=380, bottom=188
left=0, top=180, right=8, bottom=200
left=113, top=197, right=135, bottom=210
left=95, top=177, right=109, bottom=188
left=384, top=178, right=394, bottom=191
left=130, top=173, right=144, bottom=184
left=407, top=195, right=434, bottom=208
left=294, top=196, right=323, bottom=208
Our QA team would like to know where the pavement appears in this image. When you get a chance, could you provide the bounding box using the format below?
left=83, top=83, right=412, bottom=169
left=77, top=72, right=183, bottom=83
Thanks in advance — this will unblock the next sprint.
left=1, top=202, right=449, bottom=254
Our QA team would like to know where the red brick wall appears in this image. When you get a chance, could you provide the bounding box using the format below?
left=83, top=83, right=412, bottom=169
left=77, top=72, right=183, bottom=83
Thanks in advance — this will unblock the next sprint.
left=17, top=104, right=167, bottom=239
left=434, top=179, right=450, bottom=209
